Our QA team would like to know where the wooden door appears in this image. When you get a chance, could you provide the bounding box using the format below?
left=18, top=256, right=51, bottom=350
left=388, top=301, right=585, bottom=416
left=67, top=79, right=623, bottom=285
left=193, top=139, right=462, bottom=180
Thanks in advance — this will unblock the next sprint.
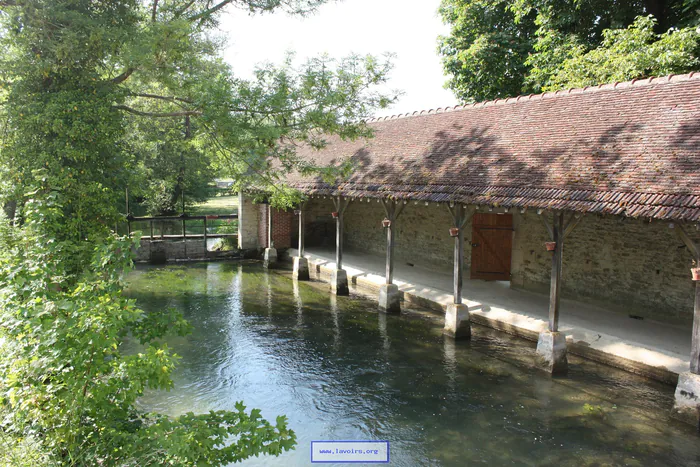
left=470, top=213, right=513, bottom=281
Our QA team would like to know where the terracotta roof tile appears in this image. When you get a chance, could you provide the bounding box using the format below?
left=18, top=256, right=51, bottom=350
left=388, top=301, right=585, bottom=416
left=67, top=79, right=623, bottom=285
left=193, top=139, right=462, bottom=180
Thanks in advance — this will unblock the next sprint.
left=288, top=73, right=700, bottom=221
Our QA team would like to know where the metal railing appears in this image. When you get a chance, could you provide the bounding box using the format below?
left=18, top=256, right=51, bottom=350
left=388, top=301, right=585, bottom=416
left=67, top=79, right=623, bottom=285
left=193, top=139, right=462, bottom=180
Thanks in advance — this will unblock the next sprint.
left=126, top=214, right=238, bottom=243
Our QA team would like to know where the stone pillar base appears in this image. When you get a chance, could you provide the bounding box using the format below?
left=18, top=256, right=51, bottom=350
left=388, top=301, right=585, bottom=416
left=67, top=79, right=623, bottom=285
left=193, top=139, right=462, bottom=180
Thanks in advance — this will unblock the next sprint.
left=378, top=284, right=401, bottom=313
left=671, top=372, right=700, bottom=428
left=443, top=303, right=471, bottom=339
left=535, top=331, right=568, bottom=374
left=292, top=256, right=309, bottom=280
left=263, top=247, right=277, bottom=269
left=331, top=268, right=349, bottom=296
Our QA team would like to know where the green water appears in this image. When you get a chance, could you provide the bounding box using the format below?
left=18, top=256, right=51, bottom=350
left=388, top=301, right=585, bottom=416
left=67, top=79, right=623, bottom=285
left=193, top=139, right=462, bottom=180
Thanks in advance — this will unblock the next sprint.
left=125, top=262, right=700, bottom=466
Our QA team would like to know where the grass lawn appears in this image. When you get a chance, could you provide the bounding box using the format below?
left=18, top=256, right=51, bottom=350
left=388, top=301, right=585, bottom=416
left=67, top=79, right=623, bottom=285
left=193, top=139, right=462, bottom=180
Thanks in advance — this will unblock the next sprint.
left=189, top=195, right=238, bottom=216
left=186, top=195, right=238, bottom=235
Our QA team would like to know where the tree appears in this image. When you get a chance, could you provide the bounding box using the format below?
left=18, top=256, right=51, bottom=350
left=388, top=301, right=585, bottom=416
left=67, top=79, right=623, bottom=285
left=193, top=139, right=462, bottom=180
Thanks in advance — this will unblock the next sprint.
left=127, top=113, right=217, bottom=216
left=438, top=0, right=700, bottom=102
left=0, top=0, right=395, bottom=464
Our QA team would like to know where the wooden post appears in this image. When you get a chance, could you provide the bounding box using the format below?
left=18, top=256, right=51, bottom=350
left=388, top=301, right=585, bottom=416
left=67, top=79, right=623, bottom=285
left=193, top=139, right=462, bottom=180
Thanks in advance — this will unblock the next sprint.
left=298, top=208, right=305, bottom=256
left=692, top=282, right=700, bottom=374
left=454, top=208, right=464, bottom=304
left=336, top=206, right=343, bottom=269
left=150, top=219, right=154, bottom=239
left=548, top=212, right=564, bottom=332
left=203, top=217, right=208, bottom=255
left=268, top=204, right=273, bottom=248
left=444, top=203, right=475, bottom=338
left=381, top=200, right=405, bottom=285
left=182, top=217, right=186, bottom=240
left=447, top=204, right=475, bottom=305
left=386, top=218, right=395, bottom=284
left=332, top=197, right=350, bottom=270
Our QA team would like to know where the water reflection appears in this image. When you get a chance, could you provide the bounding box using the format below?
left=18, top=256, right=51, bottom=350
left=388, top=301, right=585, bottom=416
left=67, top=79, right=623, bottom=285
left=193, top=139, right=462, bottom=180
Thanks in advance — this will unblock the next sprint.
left=125, top=263, right=700, bottom=467
left=292, top=279, right=303, bottom=328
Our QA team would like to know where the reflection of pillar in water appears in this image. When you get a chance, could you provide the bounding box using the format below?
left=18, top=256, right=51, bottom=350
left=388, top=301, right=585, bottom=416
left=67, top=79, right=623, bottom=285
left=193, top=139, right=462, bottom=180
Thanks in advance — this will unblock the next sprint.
left=206, top=261, right=222, bottom=295
left=229, top=264, right=243, bottom=318
left=330, top=294, right=340, bottom=348
left=532, top=377, right=554, bottom=432
left=443, top=336, right=458, bottom=395
left=293, top=279, right=303, bottom=327
left=378, top=312, right=390, bottom=356
left=265, top=268, right=272, bottom=318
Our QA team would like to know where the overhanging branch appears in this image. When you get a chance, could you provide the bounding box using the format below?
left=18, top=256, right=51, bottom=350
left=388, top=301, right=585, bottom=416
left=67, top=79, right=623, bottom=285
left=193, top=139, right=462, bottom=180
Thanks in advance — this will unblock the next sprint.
left=130, top=92, right=193, bottom=104
left=112, top=68, right=136, bottom=85
left=113, top=105, right=201, bottom=118
left=188, top=0, right=234, bottom=22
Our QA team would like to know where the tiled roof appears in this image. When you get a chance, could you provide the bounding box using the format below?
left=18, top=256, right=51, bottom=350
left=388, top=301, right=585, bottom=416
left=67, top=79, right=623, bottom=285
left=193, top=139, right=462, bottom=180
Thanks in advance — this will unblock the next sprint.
left=288, top=73, right=700, bottom=222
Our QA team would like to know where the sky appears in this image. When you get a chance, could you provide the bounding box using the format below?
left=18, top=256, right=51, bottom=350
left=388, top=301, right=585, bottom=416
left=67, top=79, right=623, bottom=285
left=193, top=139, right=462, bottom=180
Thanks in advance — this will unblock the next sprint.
left=219, top=0, right=459, bottom=118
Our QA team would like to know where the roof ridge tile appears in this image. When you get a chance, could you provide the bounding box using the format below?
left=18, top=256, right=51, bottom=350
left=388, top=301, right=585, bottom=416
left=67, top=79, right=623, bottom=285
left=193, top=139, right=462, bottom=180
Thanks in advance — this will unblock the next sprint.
left=366, top=71, right=700, bottom=124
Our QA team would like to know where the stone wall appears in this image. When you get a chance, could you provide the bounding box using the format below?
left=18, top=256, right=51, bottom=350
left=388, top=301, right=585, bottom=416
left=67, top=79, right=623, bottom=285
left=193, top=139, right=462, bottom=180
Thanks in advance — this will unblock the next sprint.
left=304, top=198, right=473, bottom=271
left=303, top=197, right=700, bottom=325
left=511, top=212, right=699, bottom=325
left=134, top=238, right=208, bottom=262
left=343, top=200, right=462, bottom=271
left=303, top=198, right=336, bottom=248
left=238, top=192, right=260, bottom=249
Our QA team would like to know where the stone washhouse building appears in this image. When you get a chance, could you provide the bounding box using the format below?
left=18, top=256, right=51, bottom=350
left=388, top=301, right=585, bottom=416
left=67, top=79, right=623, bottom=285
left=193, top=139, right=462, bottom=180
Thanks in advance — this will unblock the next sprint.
left=238, top=73, right=700, bottom=427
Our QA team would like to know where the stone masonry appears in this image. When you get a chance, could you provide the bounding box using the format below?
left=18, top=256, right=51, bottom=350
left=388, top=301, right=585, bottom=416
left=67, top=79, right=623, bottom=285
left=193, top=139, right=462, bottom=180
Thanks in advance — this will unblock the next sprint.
left=238, top=192, right=260, bottom=249
left=303, top=198, right=699, bottom=326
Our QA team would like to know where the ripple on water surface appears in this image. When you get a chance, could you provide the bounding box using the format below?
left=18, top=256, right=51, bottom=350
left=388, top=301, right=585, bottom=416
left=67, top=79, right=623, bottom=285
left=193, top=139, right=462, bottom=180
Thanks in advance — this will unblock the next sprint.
left=125, top=262, right=700, bottom=467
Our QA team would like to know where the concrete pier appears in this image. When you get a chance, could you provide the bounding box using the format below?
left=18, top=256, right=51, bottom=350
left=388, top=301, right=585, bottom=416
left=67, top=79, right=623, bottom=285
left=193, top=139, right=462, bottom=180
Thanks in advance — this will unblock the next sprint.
left=331, top=268, right=349, bottom=295
left=293, top=256, right=310, bottom=280
left=378, top=283, right=401, bottom=313
left=443, top=303, right=471, bottom=339
left=535, top=331, right=568, bottom=374
left=263, top=247, right=277, bottom=269
left=671, top=372, right=700, bottom=428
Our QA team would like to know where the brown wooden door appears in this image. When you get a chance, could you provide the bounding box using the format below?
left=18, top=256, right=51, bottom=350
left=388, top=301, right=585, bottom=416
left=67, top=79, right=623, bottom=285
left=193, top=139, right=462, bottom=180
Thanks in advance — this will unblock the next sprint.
left=470, top=213, right=513, bottom=281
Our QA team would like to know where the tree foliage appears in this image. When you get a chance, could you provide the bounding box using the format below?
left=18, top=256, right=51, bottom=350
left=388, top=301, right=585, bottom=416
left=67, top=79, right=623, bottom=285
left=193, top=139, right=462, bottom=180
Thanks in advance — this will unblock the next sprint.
left=438, top=0, right=700, bottom=102
left=0, top=185, right=296, bottom=465
left=0, top=0, right=395, bottom=464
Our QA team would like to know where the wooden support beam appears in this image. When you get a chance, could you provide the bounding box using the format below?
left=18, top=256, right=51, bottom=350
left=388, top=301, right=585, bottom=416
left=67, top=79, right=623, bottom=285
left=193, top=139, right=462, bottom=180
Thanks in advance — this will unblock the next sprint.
left=381, top=199, right=405, bottom=285
left=332, top=197, right=350, bottom=269
left=267, top=204, right=273, bottom=248
left=203, top=217, right=207, bottom=253
left=692, top=283, right=700, bottom=374
left=298, top=201, right=307, bottom=256
left=563, top=213, right=584, bottom=239
left=446, top=204, right=476, bottom=304
left=677, top=224, right=700, bottom=260
left=548, top=212, right=564, bottom=332
left=540, top=212, right=554, bottom=240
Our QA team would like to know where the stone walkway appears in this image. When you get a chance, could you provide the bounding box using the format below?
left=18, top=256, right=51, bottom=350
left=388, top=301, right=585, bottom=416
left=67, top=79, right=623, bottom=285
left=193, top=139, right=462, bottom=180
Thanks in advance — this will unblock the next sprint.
left=286, top=246, right=690, bottom=384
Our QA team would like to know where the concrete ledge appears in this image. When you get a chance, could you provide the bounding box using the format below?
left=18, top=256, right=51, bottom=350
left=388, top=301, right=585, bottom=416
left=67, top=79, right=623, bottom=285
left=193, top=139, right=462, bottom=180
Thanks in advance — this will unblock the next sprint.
left=286, top=248, right=688, bottom=385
